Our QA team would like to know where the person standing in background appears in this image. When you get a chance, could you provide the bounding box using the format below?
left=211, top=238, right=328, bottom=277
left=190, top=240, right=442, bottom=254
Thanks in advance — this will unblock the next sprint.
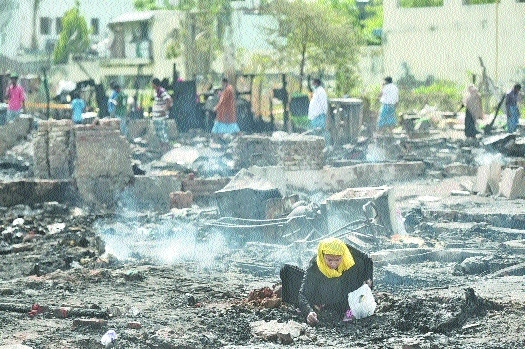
left=377, top=76, right=399, bottom=134
left=4, top=73, right=25, bottom=123
left=212, top=78, right=239, bottom=134
left=108, top=83, right=128, bottom=135
left=308, top=78, right=330, bottom=146
left=308, top=78, right=328, bottom=131
left=107, top=81, right=117, bottom=118
left=151, top=78, right=173, bottom=150
left=506, top=84, right=522, bottom=133
left=462, top=85, right=483, bottom=139
left=70, top=92, right=86, bottom=125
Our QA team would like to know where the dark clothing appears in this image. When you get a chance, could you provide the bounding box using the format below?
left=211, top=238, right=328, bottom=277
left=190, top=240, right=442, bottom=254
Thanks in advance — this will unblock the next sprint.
left=506, top=90, right=521, bottom=133
left=506, top=90, right=519, bottom=108
left=280, top=244, right=373, bottom=321
left=464, top=109, right=478, bottom=138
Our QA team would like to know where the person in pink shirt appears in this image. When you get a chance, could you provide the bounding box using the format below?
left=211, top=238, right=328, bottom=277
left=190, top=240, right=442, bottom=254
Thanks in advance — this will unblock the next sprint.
left=4, top=73, right=26, bottom=123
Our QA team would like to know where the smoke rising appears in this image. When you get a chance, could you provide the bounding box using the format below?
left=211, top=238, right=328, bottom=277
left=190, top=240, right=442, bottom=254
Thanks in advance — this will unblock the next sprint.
left=366, top=143, right=387, bottom=162
left=472, top=149, right=504, bottom=166
left=95, top=218, right=228, bottom=268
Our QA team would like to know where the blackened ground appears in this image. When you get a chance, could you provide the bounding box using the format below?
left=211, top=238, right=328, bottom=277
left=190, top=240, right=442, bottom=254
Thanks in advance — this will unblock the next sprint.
left=0, top=198, right=525, bottom=349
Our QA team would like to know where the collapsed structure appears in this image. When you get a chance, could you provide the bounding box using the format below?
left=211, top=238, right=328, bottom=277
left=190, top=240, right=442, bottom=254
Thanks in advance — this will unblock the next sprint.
left=2, top=106, right=525, bottom=347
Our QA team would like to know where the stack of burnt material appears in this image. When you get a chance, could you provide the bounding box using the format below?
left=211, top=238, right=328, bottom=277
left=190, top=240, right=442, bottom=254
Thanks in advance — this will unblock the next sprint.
left=33, top=119, right=133, bottom=208
left=234, top=133, right=325, bottom=171
left=74, top=119, right=133, bottom=207
left=34, top=119, right=74, bottom=179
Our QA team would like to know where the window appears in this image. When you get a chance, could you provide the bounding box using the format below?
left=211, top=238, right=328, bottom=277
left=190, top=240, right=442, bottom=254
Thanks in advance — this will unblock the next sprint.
left=56, top=18, right=62, bottom=35
left=40, top=17, right=51, bottom=35
left=91, top=18, right=100, bottom=35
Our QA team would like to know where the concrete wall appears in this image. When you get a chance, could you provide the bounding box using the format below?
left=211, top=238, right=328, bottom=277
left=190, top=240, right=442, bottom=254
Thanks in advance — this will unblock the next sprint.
left=325, top=186, right=396, bottom=235
left=383, top=0, right=525, bottom=86
left=234, top=134, right=325, bottom=171
left=249, top=161, right=426, bottom=195
left=359, top=46, right=385, bottom=88
left=0, top=116, right=33, bottom=156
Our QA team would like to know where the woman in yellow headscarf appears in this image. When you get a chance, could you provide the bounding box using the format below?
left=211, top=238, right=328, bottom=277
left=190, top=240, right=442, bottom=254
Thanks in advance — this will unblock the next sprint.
left=280, top=237, right=373, bottom=326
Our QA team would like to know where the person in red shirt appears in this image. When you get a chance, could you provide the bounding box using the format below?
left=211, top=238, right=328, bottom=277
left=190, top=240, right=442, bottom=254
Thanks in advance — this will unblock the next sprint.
left=4, top=73, right=26, bottom=123
left=212, top=78, right=239, bottom=134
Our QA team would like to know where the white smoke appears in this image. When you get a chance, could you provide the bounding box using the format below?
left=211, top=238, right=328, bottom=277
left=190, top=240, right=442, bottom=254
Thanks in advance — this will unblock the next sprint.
left=96, top=218, right=228, bottom=268
left=366, top=143, right=387, bottom=162
left=472, top=149, right=505, bottom=166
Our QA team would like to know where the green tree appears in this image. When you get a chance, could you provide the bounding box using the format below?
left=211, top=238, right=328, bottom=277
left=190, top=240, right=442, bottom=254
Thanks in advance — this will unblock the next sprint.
left=323, top=0, right=383, bottom=45
left=399, top=0, right=443, bottom=7
left=133, top=0, right=161, bottom=10
left=53, top=1, right=90, bottom=64
left=360, top=1, right=383, bottom=45
left=265, top=0, right=360, bottom=94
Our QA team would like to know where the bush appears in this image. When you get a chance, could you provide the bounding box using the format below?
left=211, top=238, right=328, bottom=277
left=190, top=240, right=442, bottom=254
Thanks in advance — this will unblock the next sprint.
left=398, top=80, right=462, bottom=113
left=361, top=80, right=462, bottom=115
left=399, top=0, right=444, bottom=7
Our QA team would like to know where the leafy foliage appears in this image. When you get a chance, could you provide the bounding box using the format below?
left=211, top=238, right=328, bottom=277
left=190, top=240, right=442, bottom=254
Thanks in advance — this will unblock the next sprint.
left=53, top=1, right=90, bottom=64
left=133, top=0, right=232, bottom=76
left=360, top=1, right=383, bottom=45
left=400, top=80, right=462, bottom=112
left=322, top=0, right=383, bottom=45
left=134, top=0, right=161, bottom=10
left=399, top=0, right=444, bottom=7
left=264, top=0, right=360, bottom=94
left=464, top=0, right=497, bottom=4
left=362, top=79, right=462, bottom=113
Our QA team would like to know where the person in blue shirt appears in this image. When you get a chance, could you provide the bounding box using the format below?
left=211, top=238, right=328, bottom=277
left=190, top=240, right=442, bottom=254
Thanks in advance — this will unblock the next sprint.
left=70, top=92, right=86, bottom=125
left=506, top=84, right=522, bottom=133
left=107, top=81, right=117, bottom=117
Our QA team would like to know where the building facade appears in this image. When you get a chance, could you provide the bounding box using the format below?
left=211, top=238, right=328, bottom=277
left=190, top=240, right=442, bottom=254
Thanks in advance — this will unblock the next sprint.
left=382, top=0, right=525, bottom=88
left=99, top=10, right=183, bottom=89
left=1, top=0, right=135, bottom=57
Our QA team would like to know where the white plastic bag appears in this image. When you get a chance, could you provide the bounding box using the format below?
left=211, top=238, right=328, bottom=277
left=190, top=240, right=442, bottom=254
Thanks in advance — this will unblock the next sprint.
left=101, top=330, right=118, bottom=346
left=347, top=284, right=377, bottom=319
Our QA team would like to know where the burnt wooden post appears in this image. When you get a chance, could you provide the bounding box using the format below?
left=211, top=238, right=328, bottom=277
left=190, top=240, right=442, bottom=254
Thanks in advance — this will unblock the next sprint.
left=282, top=74, right=289, bottom=132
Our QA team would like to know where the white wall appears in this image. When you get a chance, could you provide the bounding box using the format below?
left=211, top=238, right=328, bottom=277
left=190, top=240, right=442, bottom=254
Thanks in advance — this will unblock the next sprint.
left=383, top=0, right=525, bottom=87
left=3, top=0, right=135, bottom=57
left=359, top=45, right=384, bottom=87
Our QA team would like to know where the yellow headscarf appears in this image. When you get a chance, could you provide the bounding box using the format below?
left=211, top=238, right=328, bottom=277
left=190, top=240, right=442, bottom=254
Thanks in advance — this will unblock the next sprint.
left=316, top=237, right=355, bottom=278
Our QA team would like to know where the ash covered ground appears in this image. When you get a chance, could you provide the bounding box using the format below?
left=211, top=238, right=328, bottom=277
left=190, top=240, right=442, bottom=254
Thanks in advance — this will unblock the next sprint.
left=1, top=130, right=525, bottom=349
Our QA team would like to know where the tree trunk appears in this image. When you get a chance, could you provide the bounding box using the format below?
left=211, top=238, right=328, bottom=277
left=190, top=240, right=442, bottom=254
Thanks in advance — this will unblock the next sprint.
left=30, top=0, right=41, bottom=50
left=183, top=12, right=197, bottom=78
left=299, top=42, right=307, bottom=93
